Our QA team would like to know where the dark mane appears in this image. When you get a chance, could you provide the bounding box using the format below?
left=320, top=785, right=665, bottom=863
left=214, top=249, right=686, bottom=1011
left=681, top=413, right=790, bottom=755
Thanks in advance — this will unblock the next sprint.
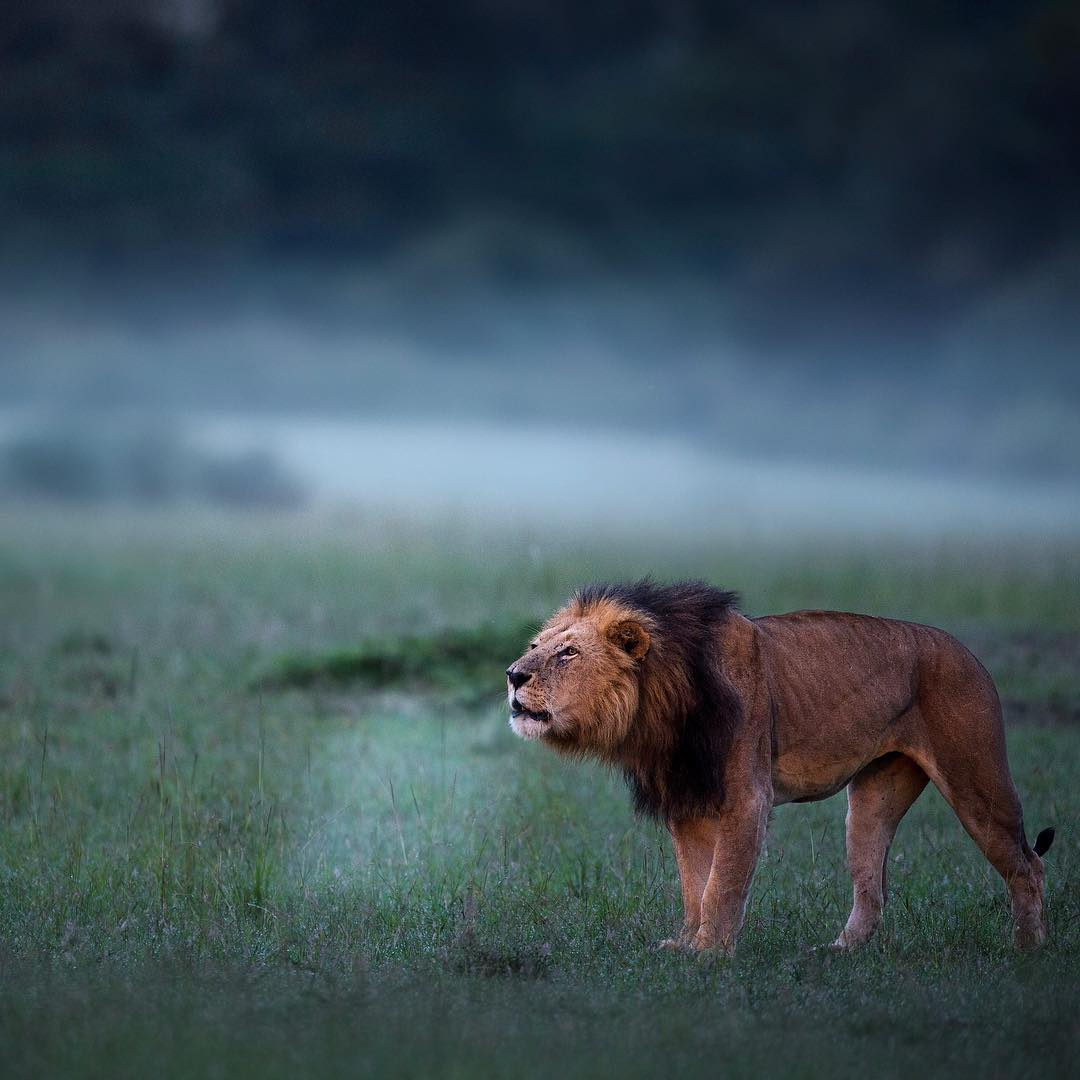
left=574, top=579, right=743, bottom=821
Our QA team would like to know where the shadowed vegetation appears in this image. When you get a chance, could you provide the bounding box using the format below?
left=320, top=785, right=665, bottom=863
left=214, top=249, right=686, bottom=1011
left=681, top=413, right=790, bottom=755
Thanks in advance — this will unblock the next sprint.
left=254, top=621, right=533, bottom=696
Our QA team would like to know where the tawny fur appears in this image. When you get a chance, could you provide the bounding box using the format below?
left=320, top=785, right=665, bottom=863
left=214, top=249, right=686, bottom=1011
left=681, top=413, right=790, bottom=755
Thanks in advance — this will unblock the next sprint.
left=507, top=580, right=1053, bottom=954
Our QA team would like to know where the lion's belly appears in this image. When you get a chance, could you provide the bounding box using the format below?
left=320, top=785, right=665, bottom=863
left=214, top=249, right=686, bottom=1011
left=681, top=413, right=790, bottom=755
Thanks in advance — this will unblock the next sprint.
left=768, top=708, right=911, bottom=804
left=770, top=749, right=872, bottom=805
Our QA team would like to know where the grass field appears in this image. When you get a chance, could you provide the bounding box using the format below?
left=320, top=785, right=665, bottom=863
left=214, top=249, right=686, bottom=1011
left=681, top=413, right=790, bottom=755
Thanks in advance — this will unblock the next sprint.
left=0, top=508, right=1077, bottom=1078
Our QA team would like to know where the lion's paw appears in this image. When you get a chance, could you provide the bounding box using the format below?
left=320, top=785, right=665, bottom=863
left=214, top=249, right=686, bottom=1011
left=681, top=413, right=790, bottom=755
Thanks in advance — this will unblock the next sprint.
left=689, top=932, right=735, bottom=958
left=655, top=936, right=691, bottom=952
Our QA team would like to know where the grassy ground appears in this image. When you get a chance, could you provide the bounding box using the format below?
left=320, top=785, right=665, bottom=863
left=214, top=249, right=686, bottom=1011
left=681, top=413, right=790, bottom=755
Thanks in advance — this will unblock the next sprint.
left=0, top=508, right=1077, bottom=1078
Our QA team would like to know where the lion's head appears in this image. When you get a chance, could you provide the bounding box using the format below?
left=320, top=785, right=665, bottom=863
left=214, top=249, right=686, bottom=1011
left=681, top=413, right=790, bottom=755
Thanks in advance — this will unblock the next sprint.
left=506, top=592, right=653, bottom=755
left=506, top=580, right=742, bottom=820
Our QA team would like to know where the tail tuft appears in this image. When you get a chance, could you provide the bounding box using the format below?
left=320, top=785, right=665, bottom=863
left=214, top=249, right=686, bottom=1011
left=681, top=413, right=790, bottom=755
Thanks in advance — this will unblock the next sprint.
left=1034, top=827, right=1055, bottom=857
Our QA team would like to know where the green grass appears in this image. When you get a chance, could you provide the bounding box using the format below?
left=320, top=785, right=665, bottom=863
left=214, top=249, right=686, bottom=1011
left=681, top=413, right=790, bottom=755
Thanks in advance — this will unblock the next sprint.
left=0, top=508, right=1077, bottom=1077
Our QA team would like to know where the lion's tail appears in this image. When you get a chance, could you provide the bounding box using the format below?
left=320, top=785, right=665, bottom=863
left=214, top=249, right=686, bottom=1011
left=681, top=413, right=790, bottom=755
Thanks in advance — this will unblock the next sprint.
left=1033, top=827, right=1056, bottom=857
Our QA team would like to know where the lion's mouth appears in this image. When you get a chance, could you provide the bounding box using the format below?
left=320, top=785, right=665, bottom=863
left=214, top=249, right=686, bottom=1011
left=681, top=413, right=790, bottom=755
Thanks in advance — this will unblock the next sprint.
left=511, top=698, right=551, bottom=725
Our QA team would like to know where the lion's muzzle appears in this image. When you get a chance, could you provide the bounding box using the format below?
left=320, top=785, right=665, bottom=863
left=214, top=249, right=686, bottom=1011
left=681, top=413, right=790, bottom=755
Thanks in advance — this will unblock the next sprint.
left=507, top=661, right=551, bottom=739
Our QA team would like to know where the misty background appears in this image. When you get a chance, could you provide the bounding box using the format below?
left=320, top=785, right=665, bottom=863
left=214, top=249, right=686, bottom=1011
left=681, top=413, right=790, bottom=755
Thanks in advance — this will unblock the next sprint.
left=2, top=1, right=1078, bottom=533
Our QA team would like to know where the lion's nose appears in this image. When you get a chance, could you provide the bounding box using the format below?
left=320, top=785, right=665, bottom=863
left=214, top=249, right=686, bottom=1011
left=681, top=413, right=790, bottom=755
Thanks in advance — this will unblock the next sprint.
left=506, top=667, right=532, bottom=690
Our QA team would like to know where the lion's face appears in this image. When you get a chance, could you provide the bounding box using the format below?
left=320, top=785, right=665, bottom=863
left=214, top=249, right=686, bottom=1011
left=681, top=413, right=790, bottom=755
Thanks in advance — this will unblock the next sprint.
left=506, top=600, right=651, bottom=754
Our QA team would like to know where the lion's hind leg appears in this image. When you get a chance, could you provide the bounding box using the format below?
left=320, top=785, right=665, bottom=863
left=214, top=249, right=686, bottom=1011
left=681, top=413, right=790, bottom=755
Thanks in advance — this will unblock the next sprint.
left=917, top=748, right=1048, bottom=950
left=832, top=753, right=928, bottom=949
left=912, top=637, right=1051, bottom=949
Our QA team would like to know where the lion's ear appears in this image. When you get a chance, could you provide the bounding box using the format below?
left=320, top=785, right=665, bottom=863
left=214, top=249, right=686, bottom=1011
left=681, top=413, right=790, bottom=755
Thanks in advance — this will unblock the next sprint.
left=608, top=619, right=650, bottom=660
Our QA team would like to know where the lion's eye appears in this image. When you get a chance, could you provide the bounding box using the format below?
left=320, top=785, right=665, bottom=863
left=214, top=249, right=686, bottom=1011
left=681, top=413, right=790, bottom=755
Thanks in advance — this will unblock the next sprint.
left=557, top=645, right=578, bottom=661
left=528, top=642, right=538, bottom=651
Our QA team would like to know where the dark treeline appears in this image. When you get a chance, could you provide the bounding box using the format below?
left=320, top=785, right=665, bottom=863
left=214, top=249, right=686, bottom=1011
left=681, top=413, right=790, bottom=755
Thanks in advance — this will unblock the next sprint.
left=3, top=2, right=1079, bottom=343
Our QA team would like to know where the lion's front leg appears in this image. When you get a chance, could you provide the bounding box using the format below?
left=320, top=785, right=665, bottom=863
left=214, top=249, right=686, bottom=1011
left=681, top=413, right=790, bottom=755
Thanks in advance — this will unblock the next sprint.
left=692, top=792, right=770, bottom=955
left=660, top=817, right=720, bottom=949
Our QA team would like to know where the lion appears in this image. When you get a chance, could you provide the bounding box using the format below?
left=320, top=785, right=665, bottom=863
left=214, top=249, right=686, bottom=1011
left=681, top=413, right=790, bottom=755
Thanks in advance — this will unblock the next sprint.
left=506, top=580, right=1054, bottom=953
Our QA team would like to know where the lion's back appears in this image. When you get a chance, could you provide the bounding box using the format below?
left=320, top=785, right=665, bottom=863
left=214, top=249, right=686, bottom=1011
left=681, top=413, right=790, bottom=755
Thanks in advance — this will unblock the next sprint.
left=751, top=609, right=996, bottom=727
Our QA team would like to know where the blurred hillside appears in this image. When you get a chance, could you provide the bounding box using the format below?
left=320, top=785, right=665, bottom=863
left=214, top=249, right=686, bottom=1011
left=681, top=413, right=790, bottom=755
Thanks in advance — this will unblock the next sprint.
left=2, top=2, right=1078, bottom=486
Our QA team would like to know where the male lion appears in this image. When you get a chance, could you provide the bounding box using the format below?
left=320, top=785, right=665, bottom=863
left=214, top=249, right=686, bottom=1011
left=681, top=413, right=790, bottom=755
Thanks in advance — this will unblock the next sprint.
left=506, top=580, right=1054, bottom=953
